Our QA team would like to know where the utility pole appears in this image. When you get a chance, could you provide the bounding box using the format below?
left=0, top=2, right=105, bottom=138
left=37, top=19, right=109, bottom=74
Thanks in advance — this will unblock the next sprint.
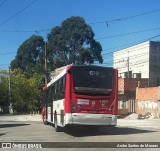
left=8, top=66, right=13, bottom=114
left=127, top=57, right=130, bottom=78
left=127, top=51, right=130, bottom=78
left=34, top=31, right=48, bottom=85
left=44, top=41, right=47, bottom=85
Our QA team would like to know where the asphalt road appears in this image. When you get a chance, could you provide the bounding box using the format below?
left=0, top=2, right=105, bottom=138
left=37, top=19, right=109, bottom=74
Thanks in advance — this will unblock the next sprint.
left=0, top=115, right=160, bottom=151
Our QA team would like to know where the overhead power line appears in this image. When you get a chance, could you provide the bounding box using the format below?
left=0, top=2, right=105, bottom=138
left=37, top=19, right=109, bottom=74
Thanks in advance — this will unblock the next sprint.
left=101, top=34, right=160, bottom=55
left=0, top=52, right=16, bottom=55
left=0, top=0, right=37, bottom=27
left=0, top=34, right=159, bottom=59
left=0, top=63, right=10, bottom=67
left=90, top=8, right=160, bottom=25
left=2, top=26, right=160, bottom=45
left=0, top=0, right=7, bottom=7
left=96, top=27, right=160, bottom=40
left=2, top=7, right=160, bottom=33
left=1, top=28, right=52, bottom=33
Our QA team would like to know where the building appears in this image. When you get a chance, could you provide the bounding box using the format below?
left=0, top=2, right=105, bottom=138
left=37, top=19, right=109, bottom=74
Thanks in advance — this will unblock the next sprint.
left=114, top=41, right=160, bottom=86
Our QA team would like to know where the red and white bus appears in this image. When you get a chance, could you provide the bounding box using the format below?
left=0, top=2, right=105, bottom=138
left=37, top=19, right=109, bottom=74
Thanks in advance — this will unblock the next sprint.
left=42, top=65, right=118, bottom=132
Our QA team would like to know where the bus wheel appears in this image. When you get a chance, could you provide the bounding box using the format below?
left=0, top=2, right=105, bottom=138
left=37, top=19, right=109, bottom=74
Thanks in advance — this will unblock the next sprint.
left=54, top=114, right=61, bottom=132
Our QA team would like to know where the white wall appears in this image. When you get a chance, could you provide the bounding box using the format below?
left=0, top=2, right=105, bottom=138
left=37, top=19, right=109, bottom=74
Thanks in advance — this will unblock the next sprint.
left=113, top=41, right=150, bottom=78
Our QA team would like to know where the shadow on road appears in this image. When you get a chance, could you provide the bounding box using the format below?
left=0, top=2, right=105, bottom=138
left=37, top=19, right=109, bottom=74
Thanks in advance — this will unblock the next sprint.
left=64, top=126, right=156, bottom=137
left=0, top=123, right=30, bottom=128
left=0, top=133, right=6, bottom=136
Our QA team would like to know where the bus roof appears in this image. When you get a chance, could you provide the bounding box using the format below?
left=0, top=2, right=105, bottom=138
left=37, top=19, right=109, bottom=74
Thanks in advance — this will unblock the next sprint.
left=46, top=65, right=115, bottom=88
left=47, top=65, right=68, bottom=88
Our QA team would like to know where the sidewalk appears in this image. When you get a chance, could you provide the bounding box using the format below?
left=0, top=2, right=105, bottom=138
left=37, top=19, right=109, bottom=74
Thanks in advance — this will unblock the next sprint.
left=0, top=114, right=42, bottom=122
left=117, top=118, right=160, bottom=129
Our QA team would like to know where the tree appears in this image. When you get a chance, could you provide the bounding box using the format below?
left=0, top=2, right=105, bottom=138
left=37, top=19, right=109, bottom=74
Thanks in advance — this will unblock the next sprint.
left=45, top=16, right=103, bottom=71
left=27, top=73, right=43, bottom=113
left=10, top=35, right=45, bottom=77
left=0, top=70, right=9, bottom=113
left=9, top=68, right=43, bottom=113
left=11, top=72, right=29, bottom=112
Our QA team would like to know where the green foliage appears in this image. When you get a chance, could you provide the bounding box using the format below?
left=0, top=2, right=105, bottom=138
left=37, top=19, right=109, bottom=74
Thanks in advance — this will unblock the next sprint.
left=11, top=72, right=29, bottom=112
left=10, top=16, right=103, bottom=77
left=0, top=75, right=9, bottom=107
left=46, top=16, right=103, bottom=71
left=5, top=69, right=43, bottom=113
left=10, top=35, right=45, bottom=77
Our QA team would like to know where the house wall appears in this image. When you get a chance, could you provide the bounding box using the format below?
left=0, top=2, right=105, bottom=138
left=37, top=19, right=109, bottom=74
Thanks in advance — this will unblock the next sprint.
left=136, top=87, right=160, bottom=118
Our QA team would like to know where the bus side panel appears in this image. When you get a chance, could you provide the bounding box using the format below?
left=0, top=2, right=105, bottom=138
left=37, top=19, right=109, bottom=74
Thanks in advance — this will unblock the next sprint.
left=53, top=99, right=65, bottom=126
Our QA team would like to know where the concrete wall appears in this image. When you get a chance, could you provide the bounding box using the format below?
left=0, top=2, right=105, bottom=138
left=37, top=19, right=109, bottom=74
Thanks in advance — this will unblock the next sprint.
left=136, top=87, right=160, bottom=118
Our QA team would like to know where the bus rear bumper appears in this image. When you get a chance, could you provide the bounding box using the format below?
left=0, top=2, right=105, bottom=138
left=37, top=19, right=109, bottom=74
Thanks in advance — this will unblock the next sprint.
left=65, top=113, right=117, bottom=126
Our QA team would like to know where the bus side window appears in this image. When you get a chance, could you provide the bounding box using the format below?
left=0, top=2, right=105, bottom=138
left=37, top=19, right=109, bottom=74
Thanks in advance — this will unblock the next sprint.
left=54, top=82, right=57, bottom=100
left=59, top=78, right=63, bottom=92
left=59, top=79, right=63, bottom=99
left=53, top=85, right=55, bottom=101
left=56, top=80, right=60, bottom=99
left=42, top=90, right=47, bottom=107
left=60, top=77, right=64, bottom=99
left=48, top=88, right=52, bottom=106
left=56, top=81, right=60, bottom=100
left=58, top=79, right=61, bottom=92
left=46, top=89, right=49, bottom=106
left=51, top=86, right=54, bottom=101
left=62, top=75, right=66, bottom=91
left=51, top=75, right=66, bottom=101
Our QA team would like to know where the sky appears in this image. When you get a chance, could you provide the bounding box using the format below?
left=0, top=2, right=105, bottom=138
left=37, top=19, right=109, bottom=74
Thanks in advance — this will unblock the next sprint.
left=0, top=0, right=160, bottom=70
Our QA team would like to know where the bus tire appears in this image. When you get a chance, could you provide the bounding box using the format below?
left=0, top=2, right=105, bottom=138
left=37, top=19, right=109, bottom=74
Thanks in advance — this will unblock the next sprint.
left=54, top=114, right=61, bottom=132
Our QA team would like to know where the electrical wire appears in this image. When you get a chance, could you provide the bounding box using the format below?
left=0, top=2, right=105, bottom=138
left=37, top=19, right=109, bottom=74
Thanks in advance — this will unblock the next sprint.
left=0, top=0, right=37, bottom=27
left=0, top=52, right=16, bottom=55
left=1, top=7, right=160, bottom=33
left=90, top=8, right=160, bottom=25
left=96, top=27, right=160, bottom=40
left=102, top=34, right=160, bottom=56
left=0, top=0, right=7, bottom=7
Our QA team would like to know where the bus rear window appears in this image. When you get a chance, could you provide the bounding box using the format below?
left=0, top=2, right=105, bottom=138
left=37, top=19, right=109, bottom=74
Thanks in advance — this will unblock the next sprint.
left=72, top=66, right=115, bottom=95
